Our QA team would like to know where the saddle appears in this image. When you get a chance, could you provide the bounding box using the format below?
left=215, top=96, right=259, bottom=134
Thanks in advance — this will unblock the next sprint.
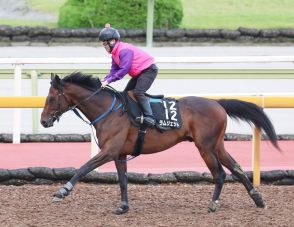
left=122, top=91, right=182, bottom=131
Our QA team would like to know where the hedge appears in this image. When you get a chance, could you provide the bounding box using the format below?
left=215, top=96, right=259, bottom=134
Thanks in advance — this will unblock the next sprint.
left=58, top=0, right=183, bottom=29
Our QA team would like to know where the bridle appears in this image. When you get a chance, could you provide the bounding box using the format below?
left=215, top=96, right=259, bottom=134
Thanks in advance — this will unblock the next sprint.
left=50, top=85, right=103, bottom=123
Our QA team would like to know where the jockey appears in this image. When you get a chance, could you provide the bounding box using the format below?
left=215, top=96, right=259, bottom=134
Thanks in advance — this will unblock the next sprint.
left=99, top=23, right=158, bottom=128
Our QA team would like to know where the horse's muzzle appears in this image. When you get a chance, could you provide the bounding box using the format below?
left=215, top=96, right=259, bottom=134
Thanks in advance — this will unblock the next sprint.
left=40, top=119, right=54, bottom=128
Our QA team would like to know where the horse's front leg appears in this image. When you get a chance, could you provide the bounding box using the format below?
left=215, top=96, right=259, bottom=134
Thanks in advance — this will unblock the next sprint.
left=53, top=150, right=112, bottom=202
left=114, top=156, right=129, bottom=215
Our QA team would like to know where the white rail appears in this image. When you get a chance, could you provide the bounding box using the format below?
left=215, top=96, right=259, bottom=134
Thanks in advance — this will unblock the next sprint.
left=0, top=56, right=294, bottom=64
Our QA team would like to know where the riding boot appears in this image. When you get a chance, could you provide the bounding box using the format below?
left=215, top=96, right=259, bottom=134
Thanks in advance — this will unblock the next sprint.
left=136, top=95, right=156, bottom=127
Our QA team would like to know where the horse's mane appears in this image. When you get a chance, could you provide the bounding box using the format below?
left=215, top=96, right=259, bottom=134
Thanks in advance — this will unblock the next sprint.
left=54, top=71, right=126, bottom=110
left=61, top=71, right=102, bottom=90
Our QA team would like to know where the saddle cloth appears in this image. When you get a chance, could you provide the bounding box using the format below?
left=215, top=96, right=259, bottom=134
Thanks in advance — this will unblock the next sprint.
left=124, top=92, right=182, bottom=130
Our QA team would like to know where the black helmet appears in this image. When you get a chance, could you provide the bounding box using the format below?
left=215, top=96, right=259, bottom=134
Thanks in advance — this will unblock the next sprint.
left=99, top=23, right=120, bottom=41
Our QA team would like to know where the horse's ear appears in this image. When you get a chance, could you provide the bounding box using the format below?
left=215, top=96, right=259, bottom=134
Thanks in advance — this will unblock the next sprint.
left=54, top=74, right=61, bottom=84
left=50, top=73, right=61, bottom=88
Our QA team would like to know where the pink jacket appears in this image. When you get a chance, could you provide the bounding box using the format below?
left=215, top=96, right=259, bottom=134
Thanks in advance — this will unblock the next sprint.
left=104, top=41, right=154, bottom=83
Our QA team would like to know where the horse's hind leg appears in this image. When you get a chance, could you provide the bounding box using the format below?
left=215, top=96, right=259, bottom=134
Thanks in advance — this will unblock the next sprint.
left=217, top=143, right=266, bottom=208
left=114, top=157, right=129, bottom=215
left=198, top=146, right=226, bottom=212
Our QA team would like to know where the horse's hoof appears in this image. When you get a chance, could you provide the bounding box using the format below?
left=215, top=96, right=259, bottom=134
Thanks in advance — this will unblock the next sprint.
left=52, top=186, right=71, bottom=203
left=115, top=205, right=129, bottom=215
left=255, top=196, right=266, bottom=208
left=52, top=196, right=62, bottom=203
left=208, top=200, right=218, bottom=213
left=208, top=206, right=216, bottom=213
left=250, top=189, right=266, bottom=208
left=256, top=200, right=266, bottom=208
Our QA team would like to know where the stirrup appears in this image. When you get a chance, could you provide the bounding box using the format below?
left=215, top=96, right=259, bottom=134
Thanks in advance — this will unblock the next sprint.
left=143, top=116, right=156, bottom=126
left=155, top=123, right=166, bottom=131
left=135, top=115, right=145, bottom=124
left=135, top=115, right=155, bottom=127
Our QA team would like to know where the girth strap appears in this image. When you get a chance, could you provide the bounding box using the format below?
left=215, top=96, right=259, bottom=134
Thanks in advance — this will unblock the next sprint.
left=131, top=123, right=147, bottom=157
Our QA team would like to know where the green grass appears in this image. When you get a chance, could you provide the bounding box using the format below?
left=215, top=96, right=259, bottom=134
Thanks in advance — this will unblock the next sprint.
left=26, top=0, right=67, bottom=14
left=0, top=19, right=56, bottom=28
left=181, top=0, right=294, bottom=29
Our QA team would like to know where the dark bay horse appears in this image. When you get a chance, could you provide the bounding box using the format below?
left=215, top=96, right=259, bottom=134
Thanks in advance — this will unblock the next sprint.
left=41, top=72, right=279, bottom=214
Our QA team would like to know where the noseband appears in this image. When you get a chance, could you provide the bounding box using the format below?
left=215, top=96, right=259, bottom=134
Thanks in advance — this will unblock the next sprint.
left=51, top=92, right=64, bottom=122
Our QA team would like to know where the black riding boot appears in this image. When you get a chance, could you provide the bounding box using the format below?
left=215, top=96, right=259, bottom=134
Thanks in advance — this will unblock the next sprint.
left=136, top=96, right=156, bottom=127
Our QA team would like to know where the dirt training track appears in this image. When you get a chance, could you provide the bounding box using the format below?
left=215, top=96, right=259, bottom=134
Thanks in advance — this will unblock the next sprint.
left=0, top=141, right=293, bottom=226
left=0, top=184, right=293, bottom=226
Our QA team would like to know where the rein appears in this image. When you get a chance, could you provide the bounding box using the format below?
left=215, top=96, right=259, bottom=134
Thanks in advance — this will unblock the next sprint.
left=68, top=87, right=103, bottom=113
left=55, top=86, right=124, bottom=125
left=50, top=87, right=102, bottom=123
left=72, top=93, right=123, bottom=125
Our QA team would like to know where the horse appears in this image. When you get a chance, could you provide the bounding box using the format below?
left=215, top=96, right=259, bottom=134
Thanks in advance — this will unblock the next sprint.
left=41, top=72, right=280, bottom=214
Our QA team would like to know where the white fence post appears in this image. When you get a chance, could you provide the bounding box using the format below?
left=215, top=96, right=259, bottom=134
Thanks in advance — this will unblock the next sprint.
left=13, top=64, right=22, bottom=144
left=146, top=0, right=154, bottom=47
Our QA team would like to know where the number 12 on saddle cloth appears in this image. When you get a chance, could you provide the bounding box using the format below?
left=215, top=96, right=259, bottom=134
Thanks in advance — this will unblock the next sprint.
left=149, top=98, right=182, bottom=129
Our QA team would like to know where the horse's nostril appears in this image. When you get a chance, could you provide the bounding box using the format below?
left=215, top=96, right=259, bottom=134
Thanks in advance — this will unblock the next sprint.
left=41, top=120, right=47, bottom=127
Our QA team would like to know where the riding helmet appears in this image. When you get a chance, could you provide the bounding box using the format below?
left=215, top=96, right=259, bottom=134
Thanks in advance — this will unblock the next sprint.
left=98, top=23, right=120, bottom=41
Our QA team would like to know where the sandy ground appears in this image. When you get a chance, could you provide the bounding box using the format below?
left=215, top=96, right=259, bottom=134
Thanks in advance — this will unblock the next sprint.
left=0, top=183, right=293, bottom=227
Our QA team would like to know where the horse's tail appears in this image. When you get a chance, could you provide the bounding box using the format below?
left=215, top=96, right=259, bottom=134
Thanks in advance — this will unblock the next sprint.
left=217, top=99, right=280, bottom=150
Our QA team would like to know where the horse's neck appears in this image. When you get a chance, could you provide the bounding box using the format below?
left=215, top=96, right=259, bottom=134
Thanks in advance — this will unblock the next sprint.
left=72, top=89, right=112, bottom=123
